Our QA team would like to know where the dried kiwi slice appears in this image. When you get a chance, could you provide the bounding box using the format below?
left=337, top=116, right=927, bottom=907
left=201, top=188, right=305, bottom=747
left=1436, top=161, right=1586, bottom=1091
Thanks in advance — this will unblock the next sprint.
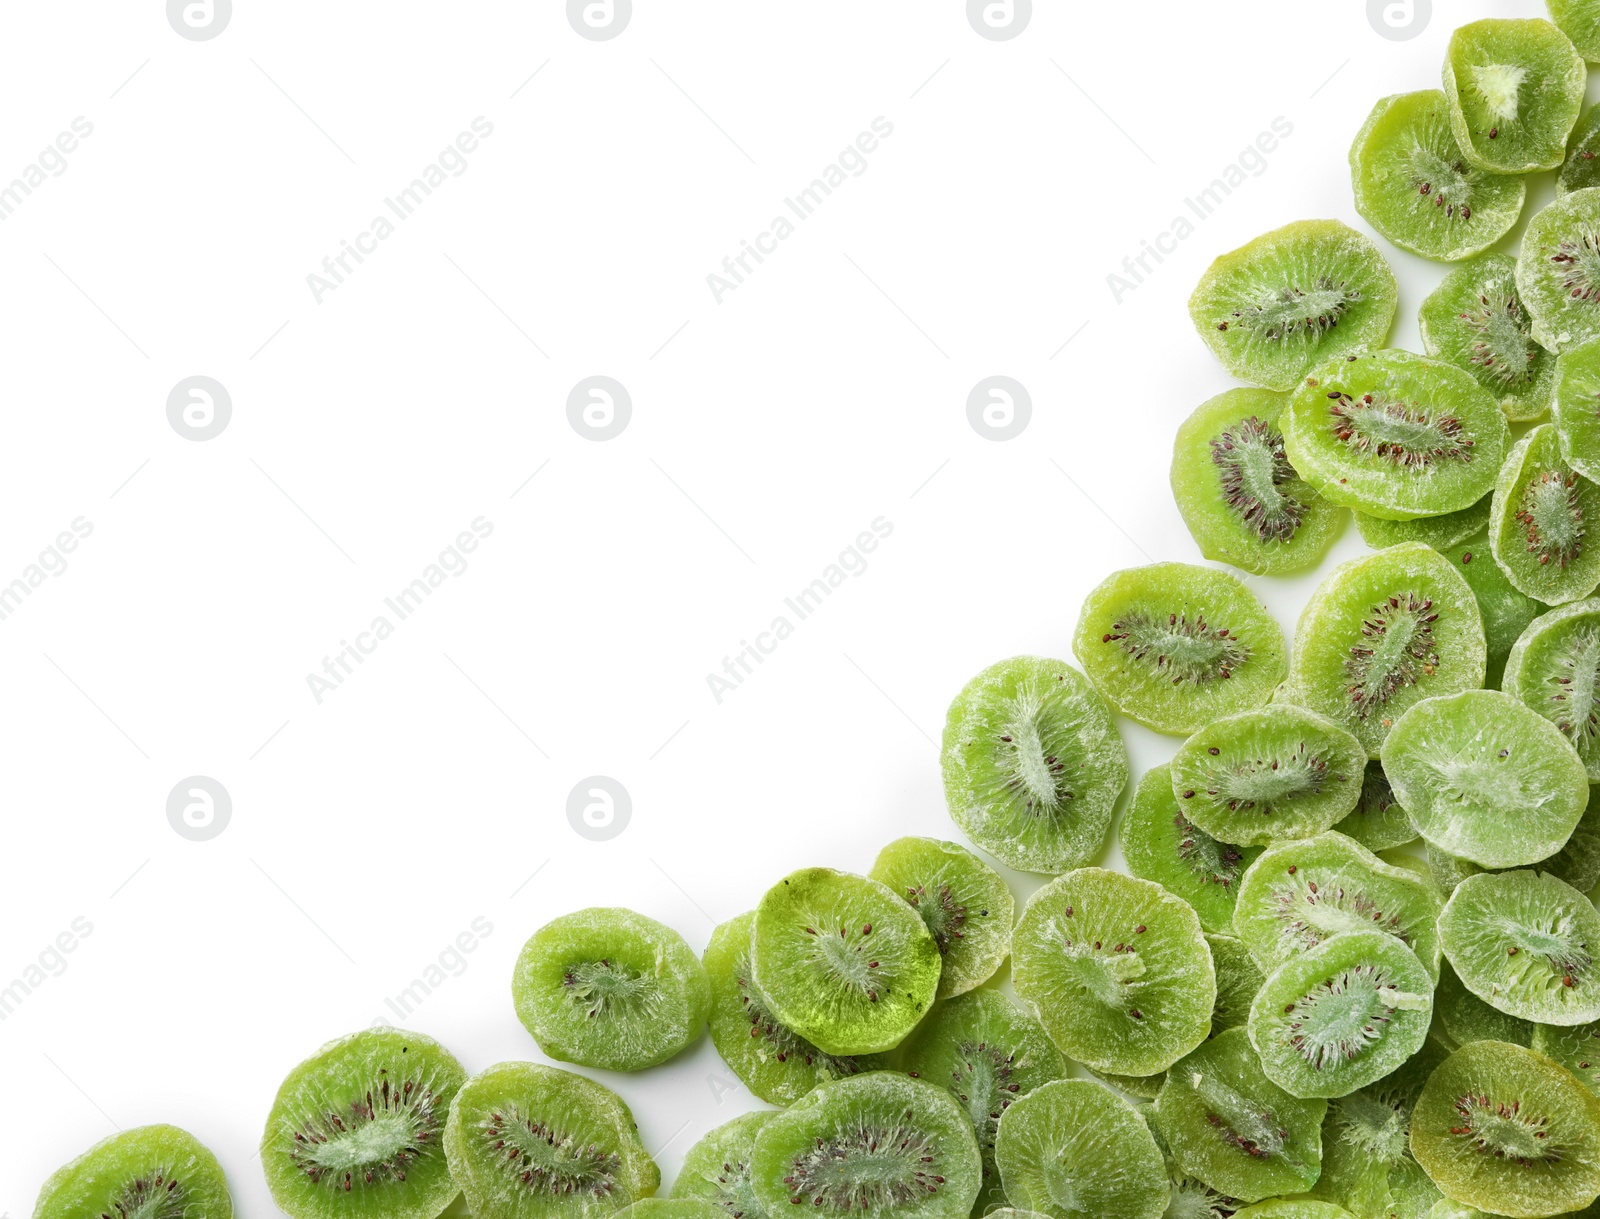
left=1439, top=869, right=1600, bottom=1025
left=34, top=1125, right=233, bottom=1219
left=1188, top=219, right=1399, bottom=392
left=512, top=908, right=710, bottom=1072
left=672, top=1112, right=771, bottom=1219
left=897, top=988, right=1067, bottom=1216
left=748, top=1072, right=981, bottom=1219
left=443, top=1060, right=659, bottom=1219
left=1517, top=187, right=1600, bottom=354
left=1532, top=1018, right=1600, bottom=1097
left=1282, top=350, right=1510, bottom=522
left=1382, top=690, right=1590, bottom=868
left=1410, top=1039, right=1600, bottom=1218
left=1489, top=424, right=1600, bottom=604
left=1247, top=930, right=1434, bottom=1100
left=1442, top=18, right=1586, bottom=173
left=1210, top=932, right=1266, bottom=1035
left=703, top=911, right=884, bottom=1107
left=1170, top=705, right=1366, bottom=847
left=1444, top=534, right=1542, bottom=691
left=1354, top=496, right=1492, bottom=553
left=1073, top=563, right=1288, bottom=737
left=1554, top=333, right=1600, bottom=482
left=749, top=868, right=940, bottom=1057
left=1232, top=831, right=1444, bottom=981
left=1502, top=600, right=1600, bottom=778
left=1170, top=387, right=1345, bottom=575
left=1418, top=254, right=1555, bottom=423
left=940, top=656, right=1128, bottom=874
left=868, top=837, right=1013, bottom=999
left=1283, top=543, right=1487, bottom=758
left=1333, top=761, right=1417, bottom=853
left=1351, top=91, right=1527, bottom=262
left=992, top=1080, right=1169, bottom=1219
left=1120, top=764, right=1261, bottom=934
left=1562, top=103, right=1600, bottom=195
left=1012, top=867, right=1215, bottom=1076
left=1435, top=957, right=1537, bottom=1049
left=261, top=1027, right=466, bottom=1219
left=1154, top=1027, right=1327, bottom=1202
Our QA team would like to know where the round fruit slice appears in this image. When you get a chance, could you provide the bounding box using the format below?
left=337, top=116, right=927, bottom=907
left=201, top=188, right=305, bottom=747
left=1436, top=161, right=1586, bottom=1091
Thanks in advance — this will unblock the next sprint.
left=1284, top=543, right=1487, bottom=758
left=1351, top=91, right=1527, bottom=262
left=1442, top=18, right=1586, bottom=173
left=1210, top=932, right=1266, bottom=1035
left=1247, top=930, right=1434, bottom=1100
left=1012, top=867, right=1214, bottom=1076
left=1154, top=1027, right=1327, bottom=1202
left=868, top=837, right=1012, bottom=998
left=1488, top=424, right=1600, bottom=604
left=1187, top=219, right=1399, bottom=391
left=1444, top=533, right=1543, bottom=691
left=443, top=1060, right=659, bottom=1219
left=1333, top=761, right=1417, bottom=853
left=1232, top=831, right=1444, bottom=981
left=1554, top=332, right=1600, bottom=482
left=1120, top=764, right=1261, bottom=934
left=1073, top=562, right=1288, bottom=737
left=993, top=1080, right=1169, bottom=1219
left=1419, top=254, right=1555, bottom=423
left=1382, top=690, right=1590, bottom=868
left=940, top=656, right=1128, bottom=874
left=749, top=1072, right=981, bottom=1219
left=1170, top=705, right=1366, bottom=847
left=34, top=1125, right=233, bottom=1219
left=1532, top=1018, right=1600, bottom=1097
left=1435, top=957, right=1537, bottom=1049
left=749, top=868, right=940, bottom=1057
left=1517, top=186, right=1600, bottom=354
left=1410, top=1040, right=1600, bottom=1218
left=1502, top=600, right=1600, bottom=779
left=1562, top=103, right=1600, bottom=195
left=701, top=912, right=884, bottom=1107
left=1170, top=387, right=1345, bottom=575
left=1354, top=495, right=1491, bottom=552
left=512, top=908, right=710, bottom=1072
left=1282, top=350, right=1510, bottom=522
left=897, top=989, right=1067, bottom=1216
left=1440, top=869, right=1600, bottom=1025
left=1550, top=0, right=1600, bottom=62
left=672, top=1112, right=772, bottom=1219
left=261, top=1027, right=467, bottom=1219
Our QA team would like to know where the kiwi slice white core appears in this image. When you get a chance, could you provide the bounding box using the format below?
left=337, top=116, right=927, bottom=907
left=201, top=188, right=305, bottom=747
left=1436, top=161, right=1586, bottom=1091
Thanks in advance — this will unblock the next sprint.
left=1463, top=291, right=1539, bottom=387
left=1327, top=392, right=1472, bottom=467
left=1280, top=963, right=1428, bottom=1072
left=782, top=1113, right=943, bottom=1210
left=286, top=1073, right=444, bottom=1190
left=1450, top=1093, right=1561, bottom=1167
left=1554, top=232, right=1600, bottom=303
left=1222, top=279, right=1362, bottom=344
left=479, top=1106, right=624, bottom=1198
left=1212, top=417, right=1307, bottom=542
left=1104, top=612, right=1251, bottom=685
left=1516, top=469, right=1586, bottom=568
left=1347, top=594, right=1440, bottom=718
left=1190, top=1071, right=1291, bottom=1161
left=104, top=1172, right=191, bottom=1219
left=1336, top=1089, right=1410, bottom=1163
left=1470, top=63, right=1527, bottom=126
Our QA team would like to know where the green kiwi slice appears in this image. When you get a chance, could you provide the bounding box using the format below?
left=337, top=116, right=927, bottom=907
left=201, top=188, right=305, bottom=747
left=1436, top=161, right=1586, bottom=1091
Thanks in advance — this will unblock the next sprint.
left=1283, top=350, right=1510, bottom=522
left=1073, top=563, right=1288, bottom=737
left=868, top=838, right=1013, bottom=1000
left=33, top=1125, right=233, bottom=1219
left=1489, top=424, right=1600, bottom=604
left=1012, top=867, right=1214, bottom=1076
left=1410, top=1039, right=1600, bottom=1218
left=1170, top=387, right=1346, bottom=576
left=1382, top=690, right=1590, bottom=868
left=897, top=988, right=1067, bottom=1216
left=992, top=1080, right=1169, bottom=1219
left=1247, top=930, right=1434, bottom=1100
left=1353, top=496, right=1492, bottom=553
left=1188, top=219, right=1399, bottom=392
left=261, top=1027, right=467, bottom=1219
left=1284, top=543, right=1487, bottom=758
left=1554, top=333, right=1600, bottom=482
left=1502, top=600, right=1600, bottom=777
left=1333, top=761, right=1418, bottom=853
left=748, top=1072, right=982, bottom=1219
left=1154, top=1027, right=1327, bottom=1202
left=1531, top=1018, right=1600, bottom=1098
left=1439, top=869, right=1600, bottom=1025
left=1210, top=932, right=1267, bottom=1036
left=1232, top=831, right=1444, bottom=981
left=940, top=656, right=1128, bottom=874
left=750, top=868, right=940, bottom=1057
left=1120, top=764, right=1261, bottom=934
left=1434, top=957, right=1537, bottom=1050
left=1444, top=534, right=1543, bottom=691
left=1516, top=186, right=1600, bottom=354
left=1561, top=103, right=1600, bottom=195
left=1351, top=91, right=1527, bottom=263
left=1170, top=705, right=1366, bottom=847
left=443, top=1060, right=659, bottom=1219
left=512, top=907, right=710, bottom=1072
left=672, top=1112, right=772, bottom=1219
left=1442, top=18, right=1586, bottom=174
left=1418, top=255, right=1555, bottom=423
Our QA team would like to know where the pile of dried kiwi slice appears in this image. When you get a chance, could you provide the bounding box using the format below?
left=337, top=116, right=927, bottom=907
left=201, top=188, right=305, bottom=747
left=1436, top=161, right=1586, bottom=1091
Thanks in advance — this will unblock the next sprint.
left=39, top=12, right=1600, bottom=1219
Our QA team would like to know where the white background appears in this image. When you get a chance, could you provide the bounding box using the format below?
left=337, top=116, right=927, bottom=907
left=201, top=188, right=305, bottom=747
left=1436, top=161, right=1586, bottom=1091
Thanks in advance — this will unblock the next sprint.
left=0, top=0, right=1582, bottom=1212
